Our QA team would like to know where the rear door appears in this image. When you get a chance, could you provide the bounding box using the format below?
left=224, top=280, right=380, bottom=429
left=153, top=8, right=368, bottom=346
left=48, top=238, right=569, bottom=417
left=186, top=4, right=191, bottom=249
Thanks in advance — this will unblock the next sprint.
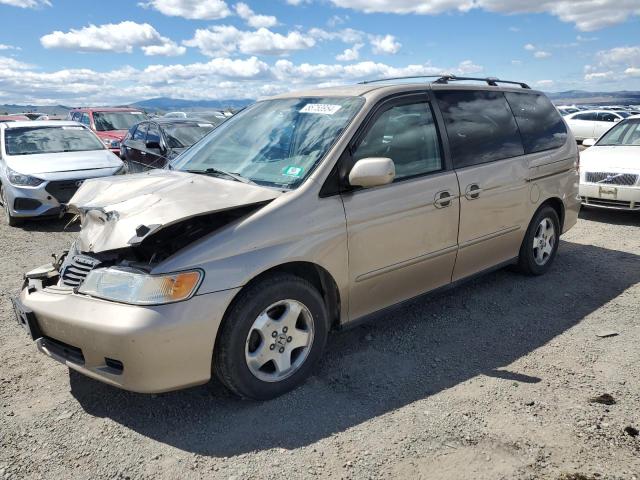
left=341, top=93, right=460, bottom=320
left=568, top=112, right=597, bottom=140
left=434, top=89, right=528, bottom=281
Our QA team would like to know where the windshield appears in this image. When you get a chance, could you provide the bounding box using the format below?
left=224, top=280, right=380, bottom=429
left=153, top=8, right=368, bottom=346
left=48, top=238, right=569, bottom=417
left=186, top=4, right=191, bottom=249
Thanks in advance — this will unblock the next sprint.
left=4, top=126, right=105, bottom=155
left=617, top=111, right=632, bottom=118
left=164, top=123, right=215, bottom=148
left=172, top=97, right=364, bottom=189
left=93, top=111, right=145, bottom=131
left=597, top=119, right=640, bottom=146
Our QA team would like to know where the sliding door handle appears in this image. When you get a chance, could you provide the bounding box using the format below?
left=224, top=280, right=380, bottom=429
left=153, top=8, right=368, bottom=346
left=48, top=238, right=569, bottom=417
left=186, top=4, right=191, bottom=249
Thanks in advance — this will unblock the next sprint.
left=434, top=190, right=453, bottom=208
left=465, top=184, right=482, bottom=200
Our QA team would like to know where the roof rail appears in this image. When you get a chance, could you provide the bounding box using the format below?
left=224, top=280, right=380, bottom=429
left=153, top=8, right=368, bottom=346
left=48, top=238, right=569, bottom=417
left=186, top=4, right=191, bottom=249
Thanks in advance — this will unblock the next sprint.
left=359, top=74, right=530, bottom=89
left=434, top=75, right=530, bottom=89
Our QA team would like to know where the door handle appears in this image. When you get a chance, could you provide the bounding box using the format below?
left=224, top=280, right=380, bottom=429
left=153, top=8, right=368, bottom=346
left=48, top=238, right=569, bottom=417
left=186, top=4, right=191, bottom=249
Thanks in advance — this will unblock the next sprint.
left=464, top=184, right=482, bottom=200
left=434, top=190, right=453, bottom=208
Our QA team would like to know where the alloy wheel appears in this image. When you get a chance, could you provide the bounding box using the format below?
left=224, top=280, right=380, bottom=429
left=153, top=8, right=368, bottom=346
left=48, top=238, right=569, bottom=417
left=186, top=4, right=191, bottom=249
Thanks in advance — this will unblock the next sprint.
left=244, top=299, right=315, bottom=383
left=532, top=217, right=556, bottom=266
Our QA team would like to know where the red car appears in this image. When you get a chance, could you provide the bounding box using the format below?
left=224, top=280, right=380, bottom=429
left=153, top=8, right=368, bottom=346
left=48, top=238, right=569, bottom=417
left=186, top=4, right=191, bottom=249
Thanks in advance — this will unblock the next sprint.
left=67, top=107, right=146, bottom=156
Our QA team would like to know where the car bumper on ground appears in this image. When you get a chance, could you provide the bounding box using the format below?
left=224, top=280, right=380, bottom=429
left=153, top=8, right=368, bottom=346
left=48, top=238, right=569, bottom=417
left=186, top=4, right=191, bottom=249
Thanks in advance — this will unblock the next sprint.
left=579, top=183, right=640, bottom=211
left=14, top=283, right=240, bottom=393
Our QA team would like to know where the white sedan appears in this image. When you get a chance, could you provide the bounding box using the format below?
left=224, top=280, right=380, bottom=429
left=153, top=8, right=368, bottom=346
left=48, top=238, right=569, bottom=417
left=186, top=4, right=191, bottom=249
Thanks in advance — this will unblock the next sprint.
left=579, top=116, right=640, bottom=211
left=565, top=110, right=634, bottom=141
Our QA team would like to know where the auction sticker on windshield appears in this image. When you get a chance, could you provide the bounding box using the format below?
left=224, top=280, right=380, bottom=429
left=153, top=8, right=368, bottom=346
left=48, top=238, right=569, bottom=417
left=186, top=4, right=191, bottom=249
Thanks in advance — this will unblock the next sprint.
left=283, top=166, right=304, bottom=178
left=300, top=104, right=342, bottom=115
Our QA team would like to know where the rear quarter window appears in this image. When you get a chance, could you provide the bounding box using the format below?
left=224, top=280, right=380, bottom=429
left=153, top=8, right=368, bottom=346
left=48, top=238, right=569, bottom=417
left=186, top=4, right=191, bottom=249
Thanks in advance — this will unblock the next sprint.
left=504, top=92, right=568, bottom=154
left=434, top=90, right=524, bottom=168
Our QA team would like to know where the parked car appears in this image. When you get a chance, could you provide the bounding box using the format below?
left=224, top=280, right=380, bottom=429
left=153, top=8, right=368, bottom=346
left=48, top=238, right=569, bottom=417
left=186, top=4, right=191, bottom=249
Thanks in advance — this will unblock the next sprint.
left=0, top=121, right=123, bottom=226
left=121, top=118, right=217, bottom=172
left=0, top=115, right=29, bottom=122
left=163, top=111, right=227, bottom=125
left=67, top=107, right=146, bottom=156
left=565, top=110, right=633, bottom=141
left=13, top=76, right=579, bottom=399
left=10, top=112, right=45, bottom=120
left=556, top=105, right=579, bottom=116
left=579, top=115, right=640, bottom=211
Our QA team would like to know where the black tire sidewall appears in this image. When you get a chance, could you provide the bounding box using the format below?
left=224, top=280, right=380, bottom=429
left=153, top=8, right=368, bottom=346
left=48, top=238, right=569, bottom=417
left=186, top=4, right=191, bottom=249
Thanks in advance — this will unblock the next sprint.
left=215, top=274, right=328, bottom=400
left=520, top=206, right=560, bottom=275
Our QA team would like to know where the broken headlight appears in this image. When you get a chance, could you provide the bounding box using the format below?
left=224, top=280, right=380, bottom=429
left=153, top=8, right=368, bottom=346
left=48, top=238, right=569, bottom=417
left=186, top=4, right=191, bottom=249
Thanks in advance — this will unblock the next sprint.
left=78, top=267, right=202, bottom=305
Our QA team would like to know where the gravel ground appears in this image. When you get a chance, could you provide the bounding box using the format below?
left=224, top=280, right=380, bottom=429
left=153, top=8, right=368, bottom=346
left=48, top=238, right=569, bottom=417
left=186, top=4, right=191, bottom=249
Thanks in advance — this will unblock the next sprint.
left=1, top=207, right=639, bottom=480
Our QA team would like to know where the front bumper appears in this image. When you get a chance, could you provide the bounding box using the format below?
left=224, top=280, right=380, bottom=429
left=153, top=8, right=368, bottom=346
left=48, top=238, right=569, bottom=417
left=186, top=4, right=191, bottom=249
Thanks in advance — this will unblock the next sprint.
left=15, top=283, right=240, bottom=393
left=579, top=183, right=640, bottom=211
left=3, top=170, right=118, bottom=219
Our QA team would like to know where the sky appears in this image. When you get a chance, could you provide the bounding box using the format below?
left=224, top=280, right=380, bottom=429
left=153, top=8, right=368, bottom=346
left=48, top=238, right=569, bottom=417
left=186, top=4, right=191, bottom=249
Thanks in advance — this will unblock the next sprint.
left=0, top=0, right=639, bottom=105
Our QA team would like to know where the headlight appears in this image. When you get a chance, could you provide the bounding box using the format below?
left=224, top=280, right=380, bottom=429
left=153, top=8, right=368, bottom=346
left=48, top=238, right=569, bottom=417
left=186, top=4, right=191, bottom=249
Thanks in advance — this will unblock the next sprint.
left=78, top=268, right=202, bottom=305
left=102, top=139, right=120, bottom=148
left=7, top=167, right=44, bottom=187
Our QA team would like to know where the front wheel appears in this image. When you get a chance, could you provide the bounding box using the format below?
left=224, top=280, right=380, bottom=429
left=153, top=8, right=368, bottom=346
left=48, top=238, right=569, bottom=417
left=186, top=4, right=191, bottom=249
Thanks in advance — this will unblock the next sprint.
left=214, top=273, right=329, bottom=400
left=516, top=206, right=560, bottom=275
left=1, top=185, right=21, bottom=227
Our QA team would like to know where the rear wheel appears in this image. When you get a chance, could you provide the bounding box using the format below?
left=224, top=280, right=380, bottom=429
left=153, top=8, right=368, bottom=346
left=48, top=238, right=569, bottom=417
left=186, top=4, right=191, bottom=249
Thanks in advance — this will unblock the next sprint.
left=516, top=205, right=560, bottom=275
left=214, top=273, right=328, bottom=400
left=1, top=185, right=21, bottom=227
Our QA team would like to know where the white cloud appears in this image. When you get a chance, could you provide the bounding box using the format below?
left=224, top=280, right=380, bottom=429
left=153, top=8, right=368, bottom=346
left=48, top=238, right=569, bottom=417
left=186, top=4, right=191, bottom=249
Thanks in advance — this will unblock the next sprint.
left=0, top=54, right=487, bottom=105
left=584, top=71, right=615, bottom=81
left=40, top=21, right=185, bottom=56
left=456, top=59, right=483, bottom=74
left=534, top=50, right=551, bottom=59
left=139, top=0, right=231, bottom=20
left=625, top=67, right=640, bottom=77
left=324, top=0, right=640, bottom=31
left=234, top=2, right=278, bottom=28
left=370, top=34, right=401, bottom=54
left=536, top=79, right=554, bottom=87
left=0, top=0, right=50, bottom=8
left=336, top=43, right=363, bottom=61
left=595, top=46, right=640, bottom=67
left=524, top=43, right=535, bottom=51
left=0, top=44, right=19, bottom=50
left=184, top=26, right=316, bottom=57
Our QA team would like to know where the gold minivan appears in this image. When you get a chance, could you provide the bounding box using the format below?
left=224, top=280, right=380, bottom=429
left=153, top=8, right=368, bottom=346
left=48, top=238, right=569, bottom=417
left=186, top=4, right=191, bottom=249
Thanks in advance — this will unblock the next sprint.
left=13, top=76, right=580, bottom=399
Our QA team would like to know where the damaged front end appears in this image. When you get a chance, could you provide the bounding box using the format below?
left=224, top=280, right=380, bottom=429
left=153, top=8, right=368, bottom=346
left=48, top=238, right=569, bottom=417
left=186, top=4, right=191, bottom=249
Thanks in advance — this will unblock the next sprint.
left=24, top=170, right=281, bottom=295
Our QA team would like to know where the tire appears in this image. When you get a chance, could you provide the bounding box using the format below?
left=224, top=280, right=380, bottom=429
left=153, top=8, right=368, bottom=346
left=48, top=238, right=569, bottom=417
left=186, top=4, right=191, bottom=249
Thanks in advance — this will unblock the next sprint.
left=214, top=273, right=329, bottom=400
left=516, top=205, right=560, bottom=276
left=1, top=185, right=21, bottom=227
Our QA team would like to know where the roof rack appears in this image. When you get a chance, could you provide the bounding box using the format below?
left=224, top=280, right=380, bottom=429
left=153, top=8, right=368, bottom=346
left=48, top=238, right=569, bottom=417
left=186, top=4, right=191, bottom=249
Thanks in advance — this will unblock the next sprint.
left=359, top=74, right=530, bottom=89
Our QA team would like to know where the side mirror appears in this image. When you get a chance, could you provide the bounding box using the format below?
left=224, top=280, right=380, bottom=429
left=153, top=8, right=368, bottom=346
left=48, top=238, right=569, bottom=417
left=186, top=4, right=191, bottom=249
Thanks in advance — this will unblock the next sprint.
left=348, top=157, right=395, bottom=188
left=145, top=140, right=162, bottom=150
left=582, top=138, right=596, bottom=147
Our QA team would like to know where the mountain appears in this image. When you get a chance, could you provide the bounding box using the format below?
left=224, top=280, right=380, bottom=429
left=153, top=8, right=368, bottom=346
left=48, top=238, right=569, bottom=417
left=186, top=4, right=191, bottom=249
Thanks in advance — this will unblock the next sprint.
left=548, top=90, right=640, bottom=105
left=129, top=97, right=254, bottom=112
left=0, top=104, right=71, bottom=115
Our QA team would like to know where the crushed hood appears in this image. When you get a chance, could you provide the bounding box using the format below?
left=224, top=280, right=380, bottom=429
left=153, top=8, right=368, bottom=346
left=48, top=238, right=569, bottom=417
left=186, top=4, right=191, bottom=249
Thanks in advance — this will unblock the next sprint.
left=68, top=169, right=282, bottom=253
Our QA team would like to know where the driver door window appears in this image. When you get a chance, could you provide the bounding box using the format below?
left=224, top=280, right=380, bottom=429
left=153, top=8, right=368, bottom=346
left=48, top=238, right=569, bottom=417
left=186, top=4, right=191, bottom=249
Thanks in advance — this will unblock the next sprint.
left=352, top=102, right=442, bottom=181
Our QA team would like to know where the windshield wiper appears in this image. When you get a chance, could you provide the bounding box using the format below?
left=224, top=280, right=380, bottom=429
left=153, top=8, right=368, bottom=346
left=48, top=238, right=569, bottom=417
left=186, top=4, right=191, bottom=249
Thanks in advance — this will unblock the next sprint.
left=186, top=168, right=257, bottom=185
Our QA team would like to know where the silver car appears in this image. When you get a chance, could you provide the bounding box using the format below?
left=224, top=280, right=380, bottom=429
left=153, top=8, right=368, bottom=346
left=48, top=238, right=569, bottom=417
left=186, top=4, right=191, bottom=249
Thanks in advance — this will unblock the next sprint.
left=0, top=121, right=123, bottom=226
left=14, top=77, right=579, bottom=400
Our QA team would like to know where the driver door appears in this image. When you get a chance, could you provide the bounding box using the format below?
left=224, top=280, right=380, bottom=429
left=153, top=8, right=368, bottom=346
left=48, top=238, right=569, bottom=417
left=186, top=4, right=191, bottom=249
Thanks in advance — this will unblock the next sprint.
left=341, top=93, right=460, bottom=320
